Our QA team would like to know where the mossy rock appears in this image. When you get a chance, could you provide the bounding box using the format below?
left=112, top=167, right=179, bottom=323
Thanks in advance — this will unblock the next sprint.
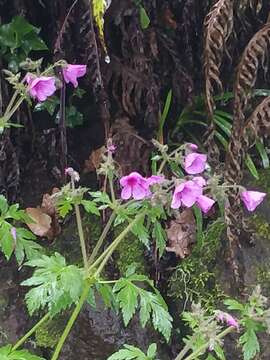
left=35, top=315, right=67, bottom=349
left=114, top=224, right=148, bottom=276
left=168, top=218, right=226, bottom=310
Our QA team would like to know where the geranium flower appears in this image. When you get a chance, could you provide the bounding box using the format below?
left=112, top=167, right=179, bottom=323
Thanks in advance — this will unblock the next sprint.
left=192, top=176, right=206, bottom=187
left=196, top=195, right=215, bottom=214
left=26, top=75, right=56, bottom=102
left=63, top=64, right=87, bottom=88
left=11, top=227, right=17, bottom=241
left=184, top=153, right=207, bottom=175
left=146, top=175, right=164, bottom=186
left=216, top=311, right=239, bottom=329
left=186, top=143, right=198, bottom=152
left=120, top=172, right=150, bottom=200
left=240, top=191, right=266, bottom=212
left=171, top=180, right=203, bottom=209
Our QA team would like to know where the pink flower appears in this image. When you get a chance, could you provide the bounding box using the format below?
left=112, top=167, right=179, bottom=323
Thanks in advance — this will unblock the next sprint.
left=192, top=176, right=206, bottom=187
left=107, top=144, right=117, bottom=153
left=63, top=64, right=87, bottom=88
left=26, top=75, right=56, bottom=102
left=120, top=172, right=150, bottom=200
left=240, top=191, right=266, bottom=212
left=184, top=153, right=207, bottom=175
left=186, top=143, right=198, bottom=152
left=146, top=175, right=164, bottom=186
left=11, top=227, right=17, bottom=241
left=65, top=167, right=80, bottom=182
left=171, top=180, right=203, bottom=209
left=196, top=195, right=215, bottom=214
left=217, top=311, right=239, bottom=329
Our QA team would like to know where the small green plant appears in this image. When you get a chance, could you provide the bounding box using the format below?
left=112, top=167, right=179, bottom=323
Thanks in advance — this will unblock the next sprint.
left=108, top=343, right=157, bottom=360
left=0, top=16, right=47, bottom=72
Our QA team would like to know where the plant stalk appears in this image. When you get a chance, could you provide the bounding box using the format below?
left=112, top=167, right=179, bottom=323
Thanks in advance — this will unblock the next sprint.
left=88, top=211, right=116, bottom=266
left=51, top=282, right=92, bottom=360
left=175, top=326, right=234, bottom=360
left=74, top=202, right=88, bottom=271
left=12, top=313, right=50, bottom=351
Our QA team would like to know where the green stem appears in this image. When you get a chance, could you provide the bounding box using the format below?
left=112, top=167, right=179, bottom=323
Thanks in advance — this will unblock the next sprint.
left=74, top=202, right=88, bottom=272
left=12, top=313, right=50, bottom=351
left=51, top=282, right=92, bottom=360
left=108, top=173, right=116, bottom=204
left=5, top=97, right=25, bottom=121
left=4, top=90, right=19, bottom=117
left=88, top=211, right=116, bottom=266
left=94, top=212, right=145, bottom=277
left=176, top=326, right=234, bottom=360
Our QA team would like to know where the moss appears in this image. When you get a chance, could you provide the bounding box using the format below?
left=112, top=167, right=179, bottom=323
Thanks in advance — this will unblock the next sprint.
left=256, top=266, right=270, bottom=294
left=248, top=213, right=270, bottom=240
left=114, top=224, right=147, bottom=276
left=35, top=316, right=66, bottom=349
left=169, top=218, right=226, bottom=310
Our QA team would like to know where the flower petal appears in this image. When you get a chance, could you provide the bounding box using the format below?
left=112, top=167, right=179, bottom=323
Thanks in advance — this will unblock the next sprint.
left=196, top=195, right=215, bottom=214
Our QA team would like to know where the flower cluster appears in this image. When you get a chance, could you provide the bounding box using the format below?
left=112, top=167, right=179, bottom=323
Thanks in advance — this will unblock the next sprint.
left=119, top=144, right=266, bottom=214
left=216, top=311, right=239, bottom=329
left=26, top=64, right=87, bottom=102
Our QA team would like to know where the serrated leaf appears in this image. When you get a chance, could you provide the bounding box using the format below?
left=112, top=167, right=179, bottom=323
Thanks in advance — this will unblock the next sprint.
left=0, top=194, right=8, bottom=214
left=224, top=299, right=244, bottom=312
left=14, top=227, right=42, bottom=264
left=131, top=218, right=149, bottom=248
left=113, top=280, right=138, bottom=326
left=81, top=200, right=100, bottom=216
left=152, top=222, right=166, bottom=257
left=107, top=344, right=148, bottom=360
left=239, top=329, right=260, bottom=360
left=147, top=343, right=157, bottom=358
left=0, top=345, right=45, bottom=360
left=21, top=253, right=84, bottom=315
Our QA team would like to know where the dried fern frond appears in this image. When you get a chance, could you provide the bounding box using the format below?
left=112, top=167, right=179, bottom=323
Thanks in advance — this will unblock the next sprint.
left=243, top=95, right=270, bottom=144
left=233, top=22, right=270, bottom=135
left=237, top=0, right=263, bottom=13
left=203, top=0, right=233, bottom=163
left=204, top=0, right=233, bottom=119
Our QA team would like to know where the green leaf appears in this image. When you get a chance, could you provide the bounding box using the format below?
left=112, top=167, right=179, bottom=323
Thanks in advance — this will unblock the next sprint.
left=113, top=279, right=139, bottom=326
left=131, top=217, right=149, bottom=248
left=21, top=253, right=84, bottom=315
left=224, top=299, right=245, bottom=312
left=147, top=343, right=157, bottom=358
left=255, top=140, right=269, bottom=169
left=65, top=105, right=84, bottom=128
left=14, top=227, right=42, bottom=265
left=81, top=200, right=100, bottom=216
left=158, top=89, right=172, bottom=140
left=0, top=345, right=45, bottom=360
left=0, top=222, right=14, bottom=260
left=152, top=222, right=166, bottom=257
left=96, top=283, right=116, bottom=309
left=239, top=329, right=260, bottom=360
left=245, top=155, right=259, bottom=180
left=0, top=194, right=9, bottom=214
left=193, top=206, right=203, bottom=246
left=214, top=344, right=226, bottom=360
left=107, top=344, right=148, bottom=360
left=140, top=6, right=150, bottom=30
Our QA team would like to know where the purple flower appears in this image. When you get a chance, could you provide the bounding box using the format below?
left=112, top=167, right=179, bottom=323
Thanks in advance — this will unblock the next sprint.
left=63, top=64, right=87, bottom=88
left=184, top=153, right=207, bottom=175
left=186, top=143, right=198, bottom=152
left=217, top=311, right=239, bottom=329
left=171, top=180, right=203, bottom=209
left=11, top=227, right=17, bottom=241
left=120, top=172, right=150, bottom=200
left=240, top=191, right=266, bottom=212
left=192, top=176, right=206, bottom=187
left=65, top=167, right=80, bottom=182
left=26, top=75, right=56, bottom=102
left=196, top=195, right=215, bottom=214
left=107, top=144, right=117, bottom=153
left=146, top=175, right=164, bottom=186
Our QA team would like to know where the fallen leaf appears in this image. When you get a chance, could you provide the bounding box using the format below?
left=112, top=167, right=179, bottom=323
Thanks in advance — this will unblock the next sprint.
left=26, top=207, right=52, bottom=237
left=166, top=209, right=196, bottom=258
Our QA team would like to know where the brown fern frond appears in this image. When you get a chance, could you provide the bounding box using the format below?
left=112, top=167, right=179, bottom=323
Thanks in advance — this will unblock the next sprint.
left=204, top=0, right=233, bottom=119
left=233, top=22, right=270, bottom=136
left=243, top=95, right=270, bottom=144
left=203, top=0, right=233, bottom=163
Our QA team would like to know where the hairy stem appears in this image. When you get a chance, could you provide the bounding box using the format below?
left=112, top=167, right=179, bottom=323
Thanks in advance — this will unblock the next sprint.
left=175, top=326, right=234, bottom=360
left=4, top=90, right=19, bottom=117
left=51, top=282, right=92, bottom=360
left=12, top=313, right=50, bottom=351
left=88, top=211, right=116, bottom=266
left=75, top=203, right=88, bottom=271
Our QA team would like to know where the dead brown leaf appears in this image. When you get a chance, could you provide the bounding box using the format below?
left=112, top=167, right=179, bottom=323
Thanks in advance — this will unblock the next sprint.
left=166, top=209, right=196, bottom=258
left=26, top=207, right=52, bottom=237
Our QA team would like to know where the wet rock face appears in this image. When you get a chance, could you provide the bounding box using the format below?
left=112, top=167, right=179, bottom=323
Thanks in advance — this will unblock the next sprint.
left=60, top=298, right=171, bottom=360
